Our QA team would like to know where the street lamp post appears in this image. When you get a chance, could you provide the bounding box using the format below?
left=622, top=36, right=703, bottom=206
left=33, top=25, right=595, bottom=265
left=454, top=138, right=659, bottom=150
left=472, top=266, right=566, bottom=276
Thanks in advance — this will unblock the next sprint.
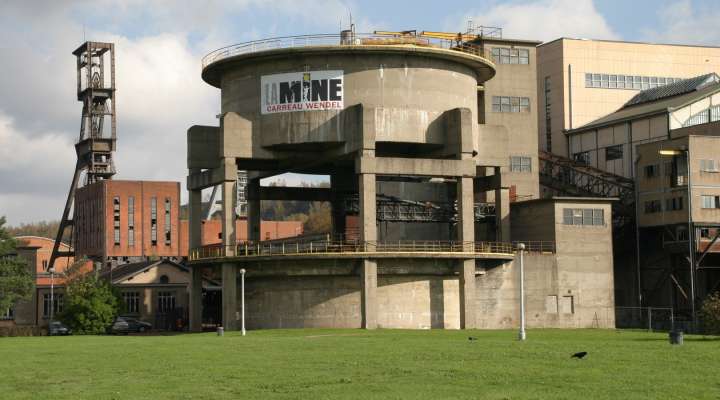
left=518, top=243, right=526, bottom=341
left=684, top=149, right=697, bottom=328
left=240, top=268, right=246, bottom=336
left=659, top=148, right=696, bottom=327
left=49, top=267, right=55, bottom=322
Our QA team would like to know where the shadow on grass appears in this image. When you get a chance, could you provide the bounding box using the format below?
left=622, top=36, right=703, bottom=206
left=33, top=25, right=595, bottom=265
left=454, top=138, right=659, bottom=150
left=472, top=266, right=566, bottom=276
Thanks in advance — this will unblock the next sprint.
left=629, top=335, right=720, bottom=342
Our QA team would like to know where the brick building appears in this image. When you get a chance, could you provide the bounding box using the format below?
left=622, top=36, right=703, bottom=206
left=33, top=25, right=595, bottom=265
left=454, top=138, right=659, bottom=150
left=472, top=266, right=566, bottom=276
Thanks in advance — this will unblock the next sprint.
left=74, top=180, right=182, bottom=265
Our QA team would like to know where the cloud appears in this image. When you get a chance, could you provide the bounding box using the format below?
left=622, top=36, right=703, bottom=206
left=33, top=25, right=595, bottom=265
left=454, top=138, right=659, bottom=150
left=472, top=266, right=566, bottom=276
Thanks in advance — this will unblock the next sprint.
left=640, top=0, right=720, bottom=45
left=450, top=0, right=619, bottom=43
left=0, top=0, right=366, bottom=226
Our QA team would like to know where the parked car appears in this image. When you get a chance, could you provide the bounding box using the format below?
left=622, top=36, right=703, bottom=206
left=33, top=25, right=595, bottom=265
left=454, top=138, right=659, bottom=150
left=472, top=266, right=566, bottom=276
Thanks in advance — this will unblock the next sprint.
left=48, top=321, right=72, bottom=336
left=109, top=316, right=152, bottom=334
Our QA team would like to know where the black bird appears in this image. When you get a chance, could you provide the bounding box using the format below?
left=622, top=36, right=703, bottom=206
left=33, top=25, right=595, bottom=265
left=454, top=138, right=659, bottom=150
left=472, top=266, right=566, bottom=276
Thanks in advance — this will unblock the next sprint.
left=468, top=337, right=478, bottom=341
left=571, top=351, right=588, bottom=359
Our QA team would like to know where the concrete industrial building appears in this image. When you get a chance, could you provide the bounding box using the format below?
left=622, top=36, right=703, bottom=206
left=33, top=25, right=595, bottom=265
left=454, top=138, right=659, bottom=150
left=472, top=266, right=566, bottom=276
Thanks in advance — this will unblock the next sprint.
left=537, top=38, right=720, bottom=157
left=566, top=75, right=720, bottom=316
left=185, top=31, right=615, bottom=331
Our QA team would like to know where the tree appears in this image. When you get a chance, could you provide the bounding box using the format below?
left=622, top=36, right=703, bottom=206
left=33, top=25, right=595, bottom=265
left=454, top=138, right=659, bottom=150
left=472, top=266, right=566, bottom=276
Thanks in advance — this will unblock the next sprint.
left=700, top=291, right=720, bottom=335
left=59, top=260, right=121, bottom=334
left=0, top=216, right=34, bottom=313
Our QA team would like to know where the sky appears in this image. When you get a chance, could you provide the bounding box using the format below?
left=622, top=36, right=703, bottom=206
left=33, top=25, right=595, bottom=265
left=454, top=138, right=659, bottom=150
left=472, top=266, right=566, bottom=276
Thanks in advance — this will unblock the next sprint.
left=1, top=0, right=720, bottom=226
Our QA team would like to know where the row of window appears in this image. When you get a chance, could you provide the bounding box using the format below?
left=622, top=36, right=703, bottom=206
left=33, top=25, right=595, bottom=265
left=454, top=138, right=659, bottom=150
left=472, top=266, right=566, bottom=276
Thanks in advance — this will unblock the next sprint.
left=491, top=47, right=530, bottom=65
left=491, top=96, right=531, bottom=113
left=113, top=197, right=172, bottom=247
left=562, top=208, right=605, bottom=226
left=702, top=195, right=720, bottom=209
left=121, top=291, right=177, bottom=315
left=573, top=146, right=624, bottom=165
left=645, top=197, right=686, bottom=213
left=585, top=73, right=682, bottom=90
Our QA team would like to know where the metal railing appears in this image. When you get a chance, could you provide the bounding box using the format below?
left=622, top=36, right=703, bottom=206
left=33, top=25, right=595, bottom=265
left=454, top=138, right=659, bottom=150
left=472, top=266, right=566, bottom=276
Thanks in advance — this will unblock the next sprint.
left=202, top=33, right=492, bottom=69
left=189, top=239, right=523, bottom=261
left=189, top=239, right=558, bottom=261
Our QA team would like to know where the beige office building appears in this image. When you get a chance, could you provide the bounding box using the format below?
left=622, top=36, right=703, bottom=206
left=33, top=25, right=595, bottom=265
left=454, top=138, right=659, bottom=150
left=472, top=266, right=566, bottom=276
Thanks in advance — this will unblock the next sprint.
left=538, top=38, right=720, bottom=158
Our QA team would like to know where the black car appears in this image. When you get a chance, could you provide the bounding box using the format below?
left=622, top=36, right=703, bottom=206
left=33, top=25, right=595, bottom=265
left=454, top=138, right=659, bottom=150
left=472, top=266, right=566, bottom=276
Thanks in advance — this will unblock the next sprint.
left=48, top=321, right=72, bottom=336
left=109, top=316, right=152, bottom=334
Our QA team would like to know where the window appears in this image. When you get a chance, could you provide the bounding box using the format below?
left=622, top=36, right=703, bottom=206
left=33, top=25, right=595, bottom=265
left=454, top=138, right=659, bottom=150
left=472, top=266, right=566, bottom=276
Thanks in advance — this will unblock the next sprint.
left=492, top=96, right=530, bottom=113
left=113, top=197, right=120, bottom=246
left=510, top=156, right=532, bottom=172
left=561, top=296, right=574, bottom=314
left=573, top=151, right=590, bottom=165
left=701, top=195, right=720, bottom=209
left=544, top=76, right=552, bottom=152
left=563, top=208, right=604, bottom=226
left=1, top=307, right=13, bottom=320
left=605, top=145, right=623, bottom=161
left=157, top=291, right=176, bottom=313
left=546, top=295, right=558, bottom=314
left=151, top=197, right=157, bottom=246
left=584, top=73, right=681, bottom=91
left=491, top=47, right=529, bottom=65
left=164, top=198, right=171, bottom=246
left=123, top=292, right=140, bottom=314
left=644, top=164, right=659, bottom=178
left=128, top=196, right=135, bottom=246
left=42, top=293, right=63, bottom=318
left=665, top=197, right=684, bottom=211
left=644, top=200, right=662, bottom=214
left=700, top=159, right=719, bottom=172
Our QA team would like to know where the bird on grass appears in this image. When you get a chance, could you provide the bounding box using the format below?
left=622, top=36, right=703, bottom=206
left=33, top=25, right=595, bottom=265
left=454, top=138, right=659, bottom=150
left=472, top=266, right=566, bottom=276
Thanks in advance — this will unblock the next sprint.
left=571, top=351, right=588, bottom=359
left=468, top=337, right=478, bottom=341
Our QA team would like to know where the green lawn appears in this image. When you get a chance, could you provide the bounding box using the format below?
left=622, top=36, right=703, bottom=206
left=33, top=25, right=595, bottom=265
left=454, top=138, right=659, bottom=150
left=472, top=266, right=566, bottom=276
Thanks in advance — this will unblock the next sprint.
left=1, top=329, right=718, bottom=399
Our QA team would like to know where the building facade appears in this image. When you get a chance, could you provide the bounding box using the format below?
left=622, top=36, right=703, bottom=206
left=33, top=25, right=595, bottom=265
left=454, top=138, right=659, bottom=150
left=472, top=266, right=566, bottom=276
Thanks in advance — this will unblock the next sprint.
left=537, top=38, right=720, bottom=157
left=74, top=180, right=182, bottom=265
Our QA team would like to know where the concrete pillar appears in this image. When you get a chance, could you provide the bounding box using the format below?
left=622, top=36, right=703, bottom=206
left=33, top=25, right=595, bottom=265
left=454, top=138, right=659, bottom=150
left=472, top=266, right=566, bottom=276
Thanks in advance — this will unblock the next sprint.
left=495, top=187, right=511, bottom=242
left=456, top=177, right=475, bottom=250
left=221, top=179, right=237, bottom=257
left=246, top=178, right=261, bottom=242
left=458, top=259, right=477, bottom=329
left=456, top=176, right=477, bottom=329
left=188, top=177, right=203, bottom=332
left=360, top=259, right=377, bottom=329
left=359, top=173, right=377, bottom=244
left=190, top=266, right=203, bottom=332
left=221, top=263, right=238, bottom=330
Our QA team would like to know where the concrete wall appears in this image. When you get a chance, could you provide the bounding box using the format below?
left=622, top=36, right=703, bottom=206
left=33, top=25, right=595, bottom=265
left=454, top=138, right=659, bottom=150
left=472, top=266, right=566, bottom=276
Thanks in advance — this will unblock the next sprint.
left=231, top=250, right=614, bottom=330
left=482, top=38, right=540, bottom=200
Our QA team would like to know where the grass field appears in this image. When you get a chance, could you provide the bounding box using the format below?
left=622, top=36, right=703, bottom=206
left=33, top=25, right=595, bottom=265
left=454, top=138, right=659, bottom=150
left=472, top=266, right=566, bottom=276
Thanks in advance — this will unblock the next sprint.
left=1, top=329, right=718, bottom=399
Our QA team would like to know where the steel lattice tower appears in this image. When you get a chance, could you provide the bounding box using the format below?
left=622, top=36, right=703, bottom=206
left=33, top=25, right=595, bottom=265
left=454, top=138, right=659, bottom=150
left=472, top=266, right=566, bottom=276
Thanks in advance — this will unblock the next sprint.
left=49, top=42, right=117, bottom=271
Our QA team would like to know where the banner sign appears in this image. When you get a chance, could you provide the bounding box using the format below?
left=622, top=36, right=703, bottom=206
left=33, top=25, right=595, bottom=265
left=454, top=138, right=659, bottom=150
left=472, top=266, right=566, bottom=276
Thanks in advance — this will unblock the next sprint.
left=261, top=70, right=344, bottom=114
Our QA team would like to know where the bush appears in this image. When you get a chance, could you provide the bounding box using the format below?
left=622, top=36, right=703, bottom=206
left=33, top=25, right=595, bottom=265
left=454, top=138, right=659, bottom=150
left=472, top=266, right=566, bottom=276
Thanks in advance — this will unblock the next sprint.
left=59, top=271, right=121, bottom=335
left=700, top=291, right=720, bottom=335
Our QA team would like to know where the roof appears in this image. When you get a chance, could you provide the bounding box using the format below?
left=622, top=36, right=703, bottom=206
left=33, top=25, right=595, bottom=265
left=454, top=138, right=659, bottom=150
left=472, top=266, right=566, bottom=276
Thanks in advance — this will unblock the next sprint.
left=570, top=75, right=720, bottom=133
left=623, top=73, right=719, bottom=108
left=539, top=37, right=720, bottom=50
left=99, top=259, right=188, bottom=284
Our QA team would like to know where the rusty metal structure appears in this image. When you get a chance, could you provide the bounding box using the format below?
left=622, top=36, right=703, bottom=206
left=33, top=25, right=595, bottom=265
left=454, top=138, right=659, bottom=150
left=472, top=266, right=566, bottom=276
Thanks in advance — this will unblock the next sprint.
left=49, top=42, right=117, bottom=271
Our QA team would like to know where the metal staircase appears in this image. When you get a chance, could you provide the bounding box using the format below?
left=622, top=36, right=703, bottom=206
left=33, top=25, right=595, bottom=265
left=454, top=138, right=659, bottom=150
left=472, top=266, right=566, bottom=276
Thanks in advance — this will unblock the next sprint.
left=539, top=150, right=635, bottom=225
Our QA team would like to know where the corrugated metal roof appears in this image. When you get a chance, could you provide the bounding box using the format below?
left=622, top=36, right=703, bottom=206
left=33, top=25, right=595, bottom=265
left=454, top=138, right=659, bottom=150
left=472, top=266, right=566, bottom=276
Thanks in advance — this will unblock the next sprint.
left=623, top=73, right=720, bottom=108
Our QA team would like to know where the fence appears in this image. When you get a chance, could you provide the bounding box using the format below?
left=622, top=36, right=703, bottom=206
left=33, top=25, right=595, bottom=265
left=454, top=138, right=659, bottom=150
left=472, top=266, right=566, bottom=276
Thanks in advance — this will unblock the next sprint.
left=189, top=239, right=558, bottom=261
left=202, top=33, right=493, bottom=69
left=615, top=306, right=677, bottom=331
